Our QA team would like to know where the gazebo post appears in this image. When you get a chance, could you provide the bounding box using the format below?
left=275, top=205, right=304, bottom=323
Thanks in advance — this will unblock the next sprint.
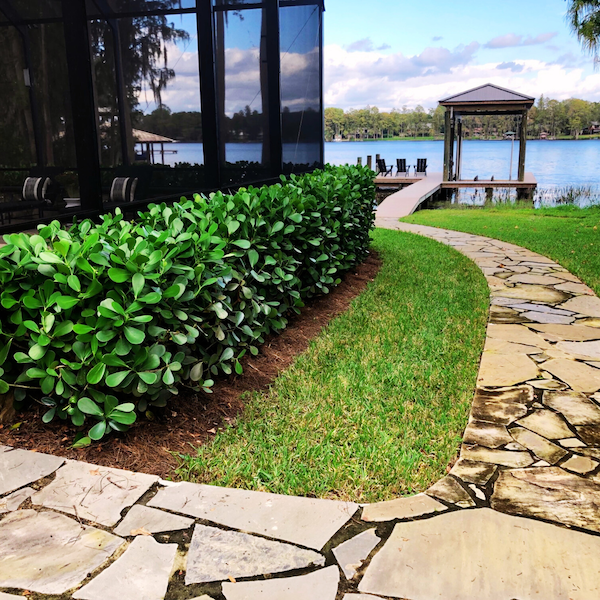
left=518, top=109, right=528, bottom=182
left=443, top=109, right=451, bottom=181
left=456, top=118, right=463, bottom=181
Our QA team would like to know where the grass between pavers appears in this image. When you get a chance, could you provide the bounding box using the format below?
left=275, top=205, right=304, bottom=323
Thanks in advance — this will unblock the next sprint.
left=403, top=205, right=600, bottom=296
left=176, top=228, right=489, bottom=503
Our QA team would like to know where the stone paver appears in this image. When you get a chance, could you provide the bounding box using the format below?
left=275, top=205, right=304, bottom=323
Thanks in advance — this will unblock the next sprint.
left=426, top=476, right=475, bottom=507
left=509, top=426, right=567, bottom=464
left=528, top=323, right=600, bottom=341
left=0, top=486, right=34, bottom=513
left=73, top=536, right=177, bottom=600
left=559, top=295, right=600, bottom=317
left=148, top=481, right=358, bottom=550
left=114, top=504, right=194, bottom=537
left=361, top=493, right=447, bottom=522
left=0, top=446, right=63, bottom=495
left=491, top=467, right=600, bottom=533
left=358, top=508, right=600, bottom=600
left=333, top=528, right=380, bottom=580
left=185, top=524, right=324, bottom=584
left=562, top=454, right=599, bottom=474
left=477, top=353, right=540, bottom=386
left=449, top=459, right=497, bottom=484
left=542, top=358, right=600, bottom=393
left=222, top=565, right=339, bottom=600
left=0, top=509, right=124, bottom=594
left=543, top=389, right=600, bottom=425
left=516, top=409, right=574, bottom=439
left=32, top=460, right=158, bottom=526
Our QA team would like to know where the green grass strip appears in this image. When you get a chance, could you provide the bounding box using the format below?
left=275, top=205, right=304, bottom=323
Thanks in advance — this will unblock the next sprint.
left=404, top=205, right=600, bottom=296
left=176, top=228, right=488, bottom=503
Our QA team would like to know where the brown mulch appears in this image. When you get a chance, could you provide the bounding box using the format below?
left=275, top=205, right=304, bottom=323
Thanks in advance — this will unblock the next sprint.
left=0, top=254, right=381, bottom=479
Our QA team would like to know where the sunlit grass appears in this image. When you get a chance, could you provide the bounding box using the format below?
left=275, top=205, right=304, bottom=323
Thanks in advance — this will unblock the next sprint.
left=176, top=228, right=488, bottom=503
left=403, top=204, right=600, bottom=295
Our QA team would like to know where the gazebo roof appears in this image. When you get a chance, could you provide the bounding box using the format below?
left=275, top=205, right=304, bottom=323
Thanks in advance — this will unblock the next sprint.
left=439, top=84, right=535, bottom=115
left=132, top=129, right=176, bottom=143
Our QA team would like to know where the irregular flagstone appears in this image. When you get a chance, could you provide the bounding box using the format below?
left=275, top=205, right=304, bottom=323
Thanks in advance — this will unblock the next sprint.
left=577, top=425, right=600, bottom=445
left=491, top=467, right=600, bottom=533
left=528, top=323, right=600, bottom=341
left=487, top=324, right=551, bottom=349
left=449, top=459, right=498, bottom=485
left=478, top=353, right=540, bottom=386
left=0, top=487, right=34, bottom=513
left=463, top=421, right=513, bottom=448
left=470, top=388, right=531, bottom=426
left=31, top=460, right=158, bottom=527
left=543, top=390, right=600, bottom=425
left=185, top=524, right=324, bottom=584
left=343, top=595, right=381, bottom=600
left=333, top=528, right=380, bottom=580
left=559, top=295, right=600, bottom=318
left=509, top=426, right=567, bottom=464
left=460, top=445, right=535, bottom=468
left=556, top=340, right=600, bottom=361
left=148, top=482, right=358, bottom=550
left=0, top=446, right=63, bottom=495
left=542, top=359, right=600, bottom=393
left=361, top=493, right=447, bottom=522
left=579, top=447, right=600, bottom=460
left=222, top=565, right=339, bottom=600
left=491, top=285, right=570, bottom=304
left=555, top=282, right=595, bottom=295
left=560, top=437, right=587, bottom=448
left=562, top=455, right=599, bottom=475
left=526, top=378, right=568, bottom=390
left=114, top=505, right=194, bottom=537
left=426, top=476, right=475, bottom=507
left=508, top=303, right=575, bottom=316
left=483, top=338, right=542, bottom=355
left=0, top=509, right=124, bottom=595
left=577, top=317, right=600, bottom=327
left=516, top=409, right=574, bottom=439
left=520, top=311, right=574, bottom=325
left=358, top=508, right=600, bottom=600
left=73, top=536, right=177, bottom=600
left=507, top=273, right=566, bottom=285
left=0, top=593, right=25, bottom=599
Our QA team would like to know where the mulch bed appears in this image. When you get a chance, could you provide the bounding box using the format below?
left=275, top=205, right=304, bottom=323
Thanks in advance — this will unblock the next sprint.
left=0, top=254, right=381, bottom=479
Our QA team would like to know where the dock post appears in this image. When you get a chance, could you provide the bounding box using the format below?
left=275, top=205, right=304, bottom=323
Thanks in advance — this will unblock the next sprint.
left=517, top=187, right=534, bottom=202
left=357, top=157, right=362, bottom=166
left=367, top=155, right=372, bottom=169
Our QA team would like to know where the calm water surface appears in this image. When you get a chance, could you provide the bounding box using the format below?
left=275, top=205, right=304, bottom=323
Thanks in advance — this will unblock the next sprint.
left=325, top=139, right=600, bottom=189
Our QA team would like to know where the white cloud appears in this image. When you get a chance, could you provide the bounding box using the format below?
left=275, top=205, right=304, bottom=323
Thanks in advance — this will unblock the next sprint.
left=484, top=32, right=557, bottom=49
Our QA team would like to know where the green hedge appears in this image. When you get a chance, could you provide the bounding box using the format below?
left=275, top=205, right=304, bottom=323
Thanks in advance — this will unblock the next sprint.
left=0, top=164, right=375, bottom=444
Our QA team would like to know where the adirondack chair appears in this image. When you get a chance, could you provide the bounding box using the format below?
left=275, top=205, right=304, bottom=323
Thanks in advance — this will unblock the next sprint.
left=396, top=158, right=410, bottom=176
left=414, top=158, right=428, bottom=176
left=376, top=158, right=393, bottom=176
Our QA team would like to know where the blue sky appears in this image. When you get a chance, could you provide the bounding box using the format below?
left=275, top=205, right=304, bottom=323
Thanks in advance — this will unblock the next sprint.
left=323, top=0, right=599, bottom=110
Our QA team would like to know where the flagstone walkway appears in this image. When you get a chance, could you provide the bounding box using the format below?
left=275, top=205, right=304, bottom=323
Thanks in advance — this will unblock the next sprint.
left=2, top=220, right=600, bottom=599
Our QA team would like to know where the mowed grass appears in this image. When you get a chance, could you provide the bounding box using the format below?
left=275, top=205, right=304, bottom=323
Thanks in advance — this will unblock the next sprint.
left=404, top=204, right=600, bottom=295
left=176, top=228, right=489, bottom=503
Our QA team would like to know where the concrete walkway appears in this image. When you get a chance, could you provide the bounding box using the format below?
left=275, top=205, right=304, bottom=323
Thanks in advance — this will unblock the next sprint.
left=376, top=173, right=443, bottom=218
left=2, top=221, right=600, bottom=599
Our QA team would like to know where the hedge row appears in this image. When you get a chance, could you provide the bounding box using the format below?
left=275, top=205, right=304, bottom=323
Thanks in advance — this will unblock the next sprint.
left=0, top=164, right=375, bottom=445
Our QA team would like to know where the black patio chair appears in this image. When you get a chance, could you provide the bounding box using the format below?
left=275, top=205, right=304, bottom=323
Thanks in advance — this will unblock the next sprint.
left=376, top=158, right=393, bottom=176
left=396, top=158, right=410, bottom=176
left=414, top=158, right=428, bottom=176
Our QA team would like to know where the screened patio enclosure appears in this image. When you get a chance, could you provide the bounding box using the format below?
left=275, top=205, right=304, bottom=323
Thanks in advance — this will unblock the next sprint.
left=0, top=0, right=325, bottom=230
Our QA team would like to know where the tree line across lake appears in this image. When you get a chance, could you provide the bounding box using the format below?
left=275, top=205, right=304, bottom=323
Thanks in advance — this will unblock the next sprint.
left=325, top=96, right=600, bottom=142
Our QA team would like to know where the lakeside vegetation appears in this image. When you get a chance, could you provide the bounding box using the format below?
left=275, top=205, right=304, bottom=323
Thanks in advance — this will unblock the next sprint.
left=325, top=96, right=600, bottom=142
left=177, top=228, right=488, bottom=502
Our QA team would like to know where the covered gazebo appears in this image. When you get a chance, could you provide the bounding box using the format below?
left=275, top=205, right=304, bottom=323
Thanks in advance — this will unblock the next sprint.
left=439, top=84, right=535, bottom=183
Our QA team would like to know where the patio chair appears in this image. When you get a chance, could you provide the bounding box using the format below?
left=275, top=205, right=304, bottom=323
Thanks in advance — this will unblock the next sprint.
left=414, top=158, right=428, bottom=176
left=376, top=158, right=393, bottom=177
left=396, top=158, right=410, bottom=176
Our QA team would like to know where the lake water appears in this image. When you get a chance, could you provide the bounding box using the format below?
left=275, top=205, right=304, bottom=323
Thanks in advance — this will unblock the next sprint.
left=325, top=139, right=600, bottom=189
left=168, top=139, right=600, bottom=188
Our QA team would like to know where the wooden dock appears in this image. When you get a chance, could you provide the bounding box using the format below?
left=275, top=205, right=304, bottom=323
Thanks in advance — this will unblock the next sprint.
left=375, top=172, right=538, bottom=219
left=376, top=173, right=443, bottom=218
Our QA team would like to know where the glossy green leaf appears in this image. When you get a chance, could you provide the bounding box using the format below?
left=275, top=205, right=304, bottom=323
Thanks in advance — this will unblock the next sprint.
left=89, top=420, right=107, bottom=441
left=108, top=268, right=129, bottom=283
left=78, top=397, right=104, bottom=417
left=124, top=326, right=145, bottom=345
left=132, top=273, right=145, bottom=298
left=105, top=370, right=130, bottom=387
left=86, top=362, right=106, bottom=385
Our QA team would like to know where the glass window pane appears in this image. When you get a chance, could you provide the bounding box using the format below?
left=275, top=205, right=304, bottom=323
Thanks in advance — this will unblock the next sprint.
left=0, top=25, right=35, bottom=168
left=280, top=4, right=321, bottom=169
left=215, top=7, right=268, bottom=185
left=114, top=12, right=203, bottom=197
left=7, top=0, right=62, bottom=20
left=86, top=1, right=196, bottom=17
left=213, top=1, right=262, bottom=7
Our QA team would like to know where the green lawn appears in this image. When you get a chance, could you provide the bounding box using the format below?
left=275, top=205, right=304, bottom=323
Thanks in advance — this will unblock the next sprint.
left=403, top=205, right=600, bottom=296
left=176, top=228, right=488, bottom=503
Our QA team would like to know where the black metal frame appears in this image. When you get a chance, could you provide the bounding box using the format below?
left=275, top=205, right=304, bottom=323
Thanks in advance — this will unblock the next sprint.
left=0, top=0, right=325, bottom=233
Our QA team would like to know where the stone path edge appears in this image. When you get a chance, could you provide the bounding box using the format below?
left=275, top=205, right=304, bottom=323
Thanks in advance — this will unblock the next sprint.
left=2, top=219, right=600, bottom=598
